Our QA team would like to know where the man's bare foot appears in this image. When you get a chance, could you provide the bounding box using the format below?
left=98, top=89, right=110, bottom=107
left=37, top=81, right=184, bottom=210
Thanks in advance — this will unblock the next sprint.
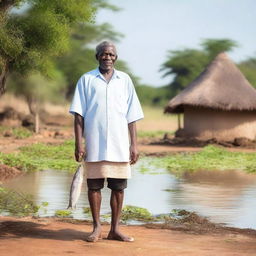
left=86, top=227, right=102, bottom=242
left=107, top=231, right=134, bottom=242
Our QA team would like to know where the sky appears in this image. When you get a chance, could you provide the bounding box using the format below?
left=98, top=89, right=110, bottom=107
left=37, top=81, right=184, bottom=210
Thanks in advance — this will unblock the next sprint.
left=96, top=0, right=256, bottom=87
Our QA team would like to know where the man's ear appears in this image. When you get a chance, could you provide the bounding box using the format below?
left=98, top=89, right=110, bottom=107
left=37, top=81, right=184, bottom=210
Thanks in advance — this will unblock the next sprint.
left=95, top=54, right=99, bottom=60
left=115, top=55, right=118, bottom=61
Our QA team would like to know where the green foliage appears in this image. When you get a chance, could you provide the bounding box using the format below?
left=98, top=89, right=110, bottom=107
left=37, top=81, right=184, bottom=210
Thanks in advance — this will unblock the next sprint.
left=0, top=0, right=95, bottom=93
left=0, top=16, right=23, bottom=59
left=121, top=205, right=153, bottom=222
left=0, top=140, right=77, bottom=172
left=136, top=85, right=172, bottom=107
left=0, top=186, right=39, bottom=216
left=150, top=145, right=256, bottom=174
left=161, top=38, right=238, bottom=94
left=55, top=209, right=72, bottom=218
left=201, top=39, right=238, bottom=60
left=238, top=58, right=256, bottom=88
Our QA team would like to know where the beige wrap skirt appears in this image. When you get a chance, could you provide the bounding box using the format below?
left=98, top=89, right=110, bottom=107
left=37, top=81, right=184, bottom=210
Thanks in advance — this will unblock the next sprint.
left=84, top=161, right=131, bottom=179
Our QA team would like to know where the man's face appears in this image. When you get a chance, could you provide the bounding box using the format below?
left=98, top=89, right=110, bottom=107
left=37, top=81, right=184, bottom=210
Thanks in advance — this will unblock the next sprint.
left=96, top=46, right=117, bottom=71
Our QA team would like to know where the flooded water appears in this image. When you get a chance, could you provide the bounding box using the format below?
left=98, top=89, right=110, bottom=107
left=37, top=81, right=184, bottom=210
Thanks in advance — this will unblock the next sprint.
left=3, top=158, right=256, bottom=229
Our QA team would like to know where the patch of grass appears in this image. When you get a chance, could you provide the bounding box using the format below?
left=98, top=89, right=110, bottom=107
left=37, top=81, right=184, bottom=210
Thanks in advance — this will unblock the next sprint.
left=0, top=140, right=78, bottom=172
left=0, top=186, right=39, bottom=216
left=0, top=126, right=33, bottom=139
left=55, top=209, right=72, bottom=218
left=121, top=205, right=153, bottom=222
left=1, top=142, right=256, bottom=175
left=150, top=145, right=256, bottom=174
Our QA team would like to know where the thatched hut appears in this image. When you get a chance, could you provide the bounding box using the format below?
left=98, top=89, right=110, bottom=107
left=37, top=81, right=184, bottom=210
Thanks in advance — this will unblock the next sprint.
left=164, top=53, right=256, bottom=141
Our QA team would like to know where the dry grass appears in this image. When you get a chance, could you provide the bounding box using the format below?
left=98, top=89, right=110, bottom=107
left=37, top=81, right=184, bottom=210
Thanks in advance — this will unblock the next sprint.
left=0, top=94, right=70, bottom=116
left=0, top=95, right=179, bottom=133
left=137, top=105, right=181, bottom=132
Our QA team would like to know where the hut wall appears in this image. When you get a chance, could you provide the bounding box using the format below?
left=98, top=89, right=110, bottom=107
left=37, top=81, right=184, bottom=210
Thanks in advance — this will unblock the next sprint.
left=183, top=106, right=256, bottom=140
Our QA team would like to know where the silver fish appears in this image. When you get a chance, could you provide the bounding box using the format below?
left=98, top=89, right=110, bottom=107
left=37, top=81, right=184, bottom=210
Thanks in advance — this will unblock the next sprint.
left=67, top=163, right=85, bottom=210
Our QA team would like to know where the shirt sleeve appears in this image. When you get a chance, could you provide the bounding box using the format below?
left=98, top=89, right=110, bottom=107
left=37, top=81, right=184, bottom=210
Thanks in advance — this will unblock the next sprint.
left=126, top=76, right=144, bottom=123
left=69, top=76, right=86, bottom=117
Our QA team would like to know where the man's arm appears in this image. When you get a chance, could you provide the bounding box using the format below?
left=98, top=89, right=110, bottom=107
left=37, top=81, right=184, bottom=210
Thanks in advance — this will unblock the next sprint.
left=74, top=113, right=85, bottom=162
left=128, top=121, right=139, bottom=164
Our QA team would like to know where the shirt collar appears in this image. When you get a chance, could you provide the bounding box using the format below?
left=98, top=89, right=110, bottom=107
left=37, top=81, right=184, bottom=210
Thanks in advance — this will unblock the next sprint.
left=95, top=67, right=120, bottom=80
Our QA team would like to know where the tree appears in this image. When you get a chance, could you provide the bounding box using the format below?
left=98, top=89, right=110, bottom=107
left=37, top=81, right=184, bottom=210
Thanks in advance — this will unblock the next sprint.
left=201, top=39, right=238, bottom=60
left=161, top=39, right=238, bottom=94
left=0, top=0, right=94, bottom=95
left=8, top=70, right=66, bottom=133
left=238, top=58, right=256, bottom=88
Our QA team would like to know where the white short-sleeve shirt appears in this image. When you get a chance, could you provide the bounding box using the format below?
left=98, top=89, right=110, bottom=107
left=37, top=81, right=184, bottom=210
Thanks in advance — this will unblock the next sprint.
left=69, top=68, right=144, bottom=162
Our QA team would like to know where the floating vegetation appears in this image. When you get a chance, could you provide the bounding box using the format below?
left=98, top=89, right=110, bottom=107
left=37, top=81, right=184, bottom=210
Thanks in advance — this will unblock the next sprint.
left=121, top=205, right=153, bottom=222
left=83, top=207, right=91, bottom=215
left=55, top=209, right=72, bottom=218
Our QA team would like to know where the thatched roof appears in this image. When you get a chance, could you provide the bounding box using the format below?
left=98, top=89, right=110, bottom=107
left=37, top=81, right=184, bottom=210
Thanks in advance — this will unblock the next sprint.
left=164, top=52, right=256, bottom=113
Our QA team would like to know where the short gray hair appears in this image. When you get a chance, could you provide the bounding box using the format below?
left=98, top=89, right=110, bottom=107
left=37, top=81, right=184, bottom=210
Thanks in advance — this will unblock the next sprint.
left=95, top=41, right=117, bottom=56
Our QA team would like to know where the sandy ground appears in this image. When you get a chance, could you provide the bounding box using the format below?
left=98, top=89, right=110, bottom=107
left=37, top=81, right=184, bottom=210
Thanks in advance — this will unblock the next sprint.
left=0, top=217, right=256, bottom=256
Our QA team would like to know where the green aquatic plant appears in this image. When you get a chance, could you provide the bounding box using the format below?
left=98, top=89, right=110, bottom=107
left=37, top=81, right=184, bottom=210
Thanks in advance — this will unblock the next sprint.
left=55, top=209, right=72, bottom=218
left=121, top=205, right=153, bottom=222
left=83, top=207, right=91, bottom=215
left=0, top=186, right=39, bottom=216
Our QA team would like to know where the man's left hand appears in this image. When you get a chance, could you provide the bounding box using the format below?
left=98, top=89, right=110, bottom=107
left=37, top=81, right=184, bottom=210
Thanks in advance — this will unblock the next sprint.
left=130, top=144, right=139, bottom=165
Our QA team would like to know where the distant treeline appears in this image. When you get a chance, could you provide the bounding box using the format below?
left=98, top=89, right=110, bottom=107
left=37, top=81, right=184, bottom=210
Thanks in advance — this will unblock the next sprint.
left=135, top=85, right=173, bottom=107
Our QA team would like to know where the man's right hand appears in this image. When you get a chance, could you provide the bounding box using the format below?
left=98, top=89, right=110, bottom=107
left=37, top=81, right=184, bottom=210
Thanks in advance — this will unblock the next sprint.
left=75, top=146, right=85, bottom=162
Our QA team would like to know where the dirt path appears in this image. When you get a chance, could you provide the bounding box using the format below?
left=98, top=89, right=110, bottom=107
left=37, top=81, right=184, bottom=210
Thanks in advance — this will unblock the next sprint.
left=1, top=134, right=256, bottom=155
left=0, top=217, right=256, bottom=256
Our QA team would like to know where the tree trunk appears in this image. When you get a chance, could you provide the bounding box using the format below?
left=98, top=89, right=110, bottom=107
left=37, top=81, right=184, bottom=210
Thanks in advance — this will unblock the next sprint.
left=34, top=111, right=39, bottom=134
left=26, top=96, right=40, bottom=134
left=0, top=62, right=9, bottom=96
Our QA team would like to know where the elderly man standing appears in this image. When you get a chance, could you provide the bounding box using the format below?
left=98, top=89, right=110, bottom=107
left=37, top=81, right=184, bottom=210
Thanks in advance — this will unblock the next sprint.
left=69, top=41, right=144, bottom=242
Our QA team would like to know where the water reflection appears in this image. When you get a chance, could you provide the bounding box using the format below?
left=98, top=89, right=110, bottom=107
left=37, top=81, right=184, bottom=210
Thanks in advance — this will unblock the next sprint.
left=3, top=162, right=256, bottom=229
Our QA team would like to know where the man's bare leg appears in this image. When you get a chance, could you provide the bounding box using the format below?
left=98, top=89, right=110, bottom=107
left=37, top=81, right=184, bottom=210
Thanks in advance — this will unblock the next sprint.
left=107, top=190, right=134, bottom=242
left=86, top=189, right=102, bottom=242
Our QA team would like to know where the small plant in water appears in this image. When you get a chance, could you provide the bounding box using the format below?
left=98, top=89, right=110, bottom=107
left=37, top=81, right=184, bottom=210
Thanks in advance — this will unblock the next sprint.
left=83, top=207, right=91, bottom=215
left=55, top=209, right=72, bottom=218
left=0, top=186, right=39, bottom=216
left=121, top=205, right=153, bottom=222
